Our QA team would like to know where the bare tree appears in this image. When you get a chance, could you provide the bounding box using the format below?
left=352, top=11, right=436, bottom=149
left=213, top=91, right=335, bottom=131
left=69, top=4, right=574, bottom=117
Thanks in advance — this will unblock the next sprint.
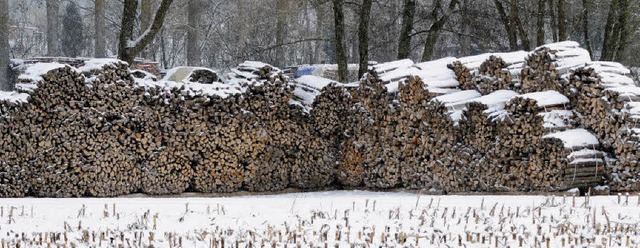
left=187, top=0, right=202, bottom=66
left=397, top=0, right=416, bottom=59
left=358, top=0, right=373, bottom=78
left=0, top=0, right=11, bottom=90
left=601, top=0, right=619, bottom=61
left=118, top=0, right=174, bottom=64
left=613, top=0, right=630, bottom=61
left=581, top=0, right=593, bottom=58
left=94, top=0, right=106, bottom=58
left=312, top=0, right=328, bottom=64
left=557, top=0, right=567, bottom=41
left=510, top=0, right=529, bottom=50
left=536, top=0, right=546, bottom=46
left=332, top=0, right=347, bottom=82
left=493, top=0, right=517, bottom=51
left=421, top=0, right=459, bottom=61
left=275, top=0, right=289, bottom=67
left=46, top=0, right=60, bottom=56
left=140, top=0, right=155, bottom=59
left=548, top=0, right=558, bottom=42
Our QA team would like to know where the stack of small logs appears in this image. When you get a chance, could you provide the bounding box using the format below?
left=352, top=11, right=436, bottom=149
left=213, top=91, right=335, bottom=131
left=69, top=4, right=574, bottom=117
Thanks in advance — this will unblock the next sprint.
left=570, top=65, right=640, bottom=191
left=473, top=56, right=517, bottom=94
left=447, top=61, right=474, bottom=90
left=520, top=47, right=573, bottom=96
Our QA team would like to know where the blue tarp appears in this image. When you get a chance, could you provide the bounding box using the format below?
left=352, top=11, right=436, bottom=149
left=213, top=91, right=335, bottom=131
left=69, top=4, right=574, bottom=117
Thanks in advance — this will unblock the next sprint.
left=295, top=67, right=316, bottom=78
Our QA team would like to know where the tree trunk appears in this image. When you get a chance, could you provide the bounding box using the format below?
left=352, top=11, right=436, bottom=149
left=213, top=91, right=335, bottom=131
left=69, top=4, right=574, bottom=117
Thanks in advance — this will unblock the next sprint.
left=358, top=0, right=373, bottom=78
left=548, top=0, right=558, bottom=42
left=601, top=0, right=619, bottom=61
left=536, top=0, right=546, bottom=46
left=235, top=0, right=246, bottom=63
left=118, top=0, right=174, bottom=64
left=94, top=0, right=106, bottom=58
left=397, top=0, right=416, bottom=59
left=46, top=0, right=60, bottom=56
left=187, top=0, right=202, bottom=66
left=492, top=0, right=518, bottom=51
left=313, top=1, right=326, bottom=64
left=140, top=0, right=154, bottom=59
left=275, top=0, right=289, bottom=67
left=613, top=0, right=629, bottom=61
left=332, top=0, right=347, bottom=83
left=0, top=0, right=11, bottom=90
left=459, top=0, right=472, bottom=55
left=581, top=0, right=593, bottom=59
left=422, top=0, right=459, bottom=61
left=557, top=0, right=567, bottom=41
left=510, top=0, right=530, bottom=50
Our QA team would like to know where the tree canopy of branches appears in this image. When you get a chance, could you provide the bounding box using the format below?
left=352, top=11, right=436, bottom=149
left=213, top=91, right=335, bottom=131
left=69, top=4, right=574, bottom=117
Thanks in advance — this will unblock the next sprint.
left=1, top=0, right=639, bottom=72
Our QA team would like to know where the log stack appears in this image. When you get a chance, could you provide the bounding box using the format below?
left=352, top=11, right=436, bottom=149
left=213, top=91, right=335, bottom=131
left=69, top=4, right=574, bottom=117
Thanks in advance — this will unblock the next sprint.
left=542, top=129, right=606, bottom=189
left=2, top=41, right=640, bottom=197
left=447, top=61, right=473, bottom=90
left=569, top=62, right=640, bottom=191
left=473, top=56, right=517, bottom=94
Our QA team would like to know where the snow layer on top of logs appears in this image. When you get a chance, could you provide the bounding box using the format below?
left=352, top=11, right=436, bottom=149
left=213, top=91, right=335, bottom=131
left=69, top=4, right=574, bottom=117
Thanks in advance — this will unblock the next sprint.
left=370, top=57, right=460, bottom=95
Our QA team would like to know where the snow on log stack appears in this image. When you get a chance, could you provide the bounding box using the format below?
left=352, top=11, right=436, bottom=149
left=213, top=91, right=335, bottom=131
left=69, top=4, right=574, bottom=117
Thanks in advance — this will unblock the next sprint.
left=1, top=41, right=640, bottom=197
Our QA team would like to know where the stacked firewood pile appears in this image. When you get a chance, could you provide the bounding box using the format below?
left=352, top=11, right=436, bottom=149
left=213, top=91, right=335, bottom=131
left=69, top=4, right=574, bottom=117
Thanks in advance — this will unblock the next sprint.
left=473, top=56, right=517, bottom=94
left=542, top=129, right=605, bottom=189
left=448, top=61, right=473, bottom=90
left=2, top=41, right=639, bottom=197
left=569, top=63, right=640, bottom=191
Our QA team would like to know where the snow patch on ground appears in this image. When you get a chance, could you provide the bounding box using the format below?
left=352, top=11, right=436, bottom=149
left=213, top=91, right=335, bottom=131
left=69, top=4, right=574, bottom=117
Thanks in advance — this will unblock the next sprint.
left=1, top=191, right=639, bottom=247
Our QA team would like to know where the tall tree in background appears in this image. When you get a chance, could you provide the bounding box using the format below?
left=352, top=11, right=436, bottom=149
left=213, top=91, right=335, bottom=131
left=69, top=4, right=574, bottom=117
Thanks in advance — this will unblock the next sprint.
left=118, top=0, right=174, bottom=64
left=312, top=0, right=328, bottom=64
left=46, top=0, right=60, bottom=56
left=421, top=0, right=459, bottom=61
left=61, top=2, right=83, bottom=58
left=557, top=0, right=567, bottom=41
left=275, top=0, right=289, bottom=67
left=600, top=0, right=632, bottom=61
left=187, top=0, right=202, bottom=66
left=0, top=0, right=10, bottom=90
left=332, top=0, right=347, bottom=82
left=536, top=0, right=546, bottom=46
left=140, top=0, right=155, bottom=59
left=94, top=0, right=106, bottom=58
left=493, top=0, right=518, bottom=51
left=581, top=0, right=593, bottom=58
left=549, top=0, right=558, bottom=42
left=613, top=0, right=630, bottom=61
left=510, top=0, right=530, bottom=50
left=397, top=0, right=416, bottom=59
left=600, top=0, right=618, bottom=61
left=358, top=0, right=373, bottom=78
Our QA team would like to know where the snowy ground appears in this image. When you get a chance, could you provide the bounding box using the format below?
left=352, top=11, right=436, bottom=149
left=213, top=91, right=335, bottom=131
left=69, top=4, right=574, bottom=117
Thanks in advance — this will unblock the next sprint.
left=1, top=191, right=640, bottom=247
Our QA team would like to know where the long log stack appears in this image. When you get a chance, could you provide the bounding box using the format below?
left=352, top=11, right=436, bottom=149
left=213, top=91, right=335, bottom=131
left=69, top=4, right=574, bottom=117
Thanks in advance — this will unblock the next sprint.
left=2, top=41, right=639, bottom=197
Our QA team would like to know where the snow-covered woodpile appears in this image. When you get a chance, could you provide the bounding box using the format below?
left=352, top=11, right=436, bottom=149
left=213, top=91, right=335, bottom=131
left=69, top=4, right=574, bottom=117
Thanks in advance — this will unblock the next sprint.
left=1, top=41, right=639, bottom=197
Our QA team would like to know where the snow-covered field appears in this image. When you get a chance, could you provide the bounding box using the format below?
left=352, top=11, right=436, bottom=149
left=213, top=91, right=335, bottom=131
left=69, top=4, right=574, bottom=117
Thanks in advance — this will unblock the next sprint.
left=1, top=191, right=640, bottom=247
